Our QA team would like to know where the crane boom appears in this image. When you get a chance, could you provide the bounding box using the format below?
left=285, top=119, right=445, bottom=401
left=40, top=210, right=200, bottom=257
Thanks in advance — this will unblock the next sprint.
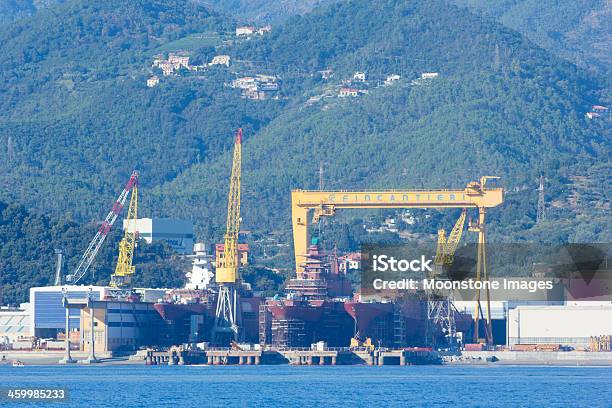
left=428, top=209, right=467, bottom=348
left=67, top=171, right=139, bottom=285
left=434, top=209, right=467, bottom=267
left=110, top=173, right=139, bottom=288
left=216, top=128, right=242, bottom=283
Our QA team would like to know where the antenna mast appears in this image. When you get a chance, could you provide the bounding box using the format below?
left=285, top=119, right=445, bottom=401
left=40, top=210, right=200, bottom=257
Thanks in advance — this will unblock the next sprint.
left=537, top=175, right=545, bottom=224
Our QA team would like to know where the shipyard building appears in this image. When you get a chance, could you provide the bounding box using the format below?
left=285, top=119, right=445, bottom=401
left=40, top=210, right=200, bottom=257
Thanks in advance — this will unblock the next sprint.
left=80, top=300, right=164, bottom=355
left=29, top=286, right=167, bottom=338
left=30, top=286, right=105, bottom=338
left=123, top=218, right=194, bottom=254
left=0, top=303, right=31, bottom=344
left=508, top=302, right=612, bottom=348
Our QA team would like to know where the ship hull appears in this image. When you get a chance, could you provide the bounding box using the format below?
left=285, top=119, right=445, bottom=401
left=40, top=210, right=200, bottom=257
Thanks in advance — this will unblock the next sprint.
left=154, top=294, right=262, bottom=345
left=263, top=299, right=354, bottom=348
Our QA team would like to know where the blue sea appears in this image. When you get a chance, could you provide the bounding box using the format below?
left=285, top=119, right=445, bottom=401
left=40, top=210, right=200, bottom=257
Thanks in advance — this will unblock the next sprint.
left=1, top=365, right=610, bottom=407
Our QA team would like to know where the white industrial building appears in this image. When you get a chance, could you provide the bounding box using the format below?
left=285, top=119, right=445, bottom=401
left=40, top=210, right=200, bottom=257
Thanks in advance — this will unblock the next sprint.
left=123, top=218, right=194, bottom=254
left=0, top=303, right=32, bottom=344
left=508, top=302, right=612, bottom=348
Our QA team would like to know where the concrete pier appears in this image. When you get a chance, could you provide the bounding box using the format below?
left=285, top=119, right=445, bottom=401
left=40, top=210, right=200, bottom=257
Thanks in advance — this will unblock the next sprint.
left=279, top=350, right=339, bottom=365
left=204, top=350, right=262, bottom=365
left=144, top=347, right=441, bottom=366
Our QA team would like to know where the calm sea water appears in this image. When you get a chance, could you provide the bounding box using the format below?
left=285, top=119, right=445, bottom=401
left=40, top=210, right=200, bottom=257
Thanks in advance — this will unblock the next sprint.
left=1, top=365, right=610, bottom=407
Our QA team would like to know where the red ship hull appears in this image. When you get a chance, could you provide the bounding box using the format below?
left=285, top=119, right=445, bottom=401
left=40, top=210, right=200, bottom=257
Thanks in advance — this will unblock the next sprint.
left=154, top=303, right=210, bottom=321
left=344, top=301, right=394, bottom=338
left=153, top=292, right=262, bottom=345
left=267, top=300, right=325, bottom=322
left=262, top=298, right=354, bottom=347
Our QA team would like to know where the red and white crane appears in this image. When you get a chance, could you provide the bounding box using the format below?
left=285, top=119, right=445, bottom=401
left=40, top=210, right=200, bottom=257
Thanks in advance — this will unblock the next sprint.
left=66, top=171, right=139, bottom=285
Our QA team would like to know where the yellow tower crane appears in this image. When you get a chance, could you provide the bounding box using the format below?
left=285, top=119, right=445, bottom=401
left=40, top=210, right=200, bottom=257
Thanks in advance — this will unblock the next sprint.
left=212, top=128, right=243, bottom=344
left=216, top=128, right=242, bottom=284
left=434, top=209, right=467, bottom=272
left=427, top=209, right=467, bottom=348
left=110, top=171, right=139, bottom=289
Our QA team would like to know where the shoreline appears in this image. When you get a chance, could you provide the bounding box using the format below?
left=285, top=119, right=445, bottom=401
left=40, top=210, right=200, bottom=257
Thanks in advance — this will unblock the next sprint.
left=2, top=350, right=612, bottom=367
left=0, top=351, right=143, bottom=366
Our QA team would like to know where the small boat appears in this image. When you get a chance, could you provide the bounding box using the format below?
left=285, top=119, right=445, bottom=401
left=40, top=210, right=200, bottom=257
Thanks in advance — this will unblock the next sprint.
left=12, top=360, right=25, bottom=367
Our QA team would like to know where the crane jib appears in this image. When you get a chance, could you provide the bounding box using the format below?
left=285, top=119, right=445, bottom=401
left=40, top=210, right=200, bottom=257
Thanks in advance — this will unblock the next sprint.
left=69, top=170, right=139, bottom=285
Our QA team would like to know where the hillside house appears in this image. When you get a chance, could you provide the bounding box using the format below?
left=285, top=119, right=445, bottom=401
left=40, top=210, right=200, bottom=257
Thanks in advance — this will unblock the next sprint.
left=157, top=61, right=174, bottom=76
left=210, top=55, right=231, bottom=67
left=339, top=87, right=359, bottom=97
left=338, top=253, right=361, bottom=274
left=236, top=26, right=255, bottom=36
left=215, top=243, right=249, bottom=267
left=255, top=74, right=277, bottom=82
left=259, top=82, right=279, bottom=91
left=257, top=25, right=272, bottom=35
left=384, top=74, right=401, bottom=85
left=232, top=77, right=256, bottom=89
left=168, top=53, right=190, bottom=69
left=353, top=72, right=366, bottom=82
left=232, top=74, right=279, bottom=100
left=146, top=76, right=160, bottom=87
left=421, top=72, right=439, bottom=80
left=245, top=88, right=267, bottom=100
left=153, top=53, right=191, bottom=76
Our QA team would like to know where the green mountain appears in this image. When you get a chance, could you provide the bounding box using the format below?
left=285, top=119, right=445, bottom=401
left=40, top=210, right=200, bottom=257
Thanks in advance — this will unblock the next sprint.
left=151, top=0, right=609, bottom=242
left=0, top=1, right=38, bottom=24
left=0, top=0, right=286, bottom=219
left=202, top=0, right=611, bottom=78
left=0, top=0, right=609, bottom=284
left=453, top=0, right=611, bottom=77
left=0, top=0, right=65, bottom=24
left=200, top=0, right=336, bottom=23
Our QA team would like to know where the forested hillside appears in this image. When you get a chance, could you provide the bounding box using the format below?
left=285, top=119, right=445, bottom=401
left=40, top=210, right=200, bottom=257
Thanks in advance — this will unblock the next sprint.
left=0, top=201, right=187, bottom=305
left=453, top=0, right=611, bottom=77
left=152, top=0, right=609, bottom=242
left=200, top=0, right=335, bottom=23
left=0, top=0, right=284, bottom=219
left=0, top=1, right=62, bottom=24
left=0, top=0, right=609, bottom=289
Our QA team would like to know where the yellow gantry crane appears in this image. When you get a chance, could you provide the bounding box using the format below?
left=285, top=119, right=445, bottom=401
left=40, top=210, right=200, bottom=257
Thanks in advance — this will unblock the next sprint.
left=291, top=176, right=503, bottom=345
left=291, top=177, right=502, bottom=274
left=110, top=171, right=139, bottom=289
left=212, top=128, right=243, bottom=344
